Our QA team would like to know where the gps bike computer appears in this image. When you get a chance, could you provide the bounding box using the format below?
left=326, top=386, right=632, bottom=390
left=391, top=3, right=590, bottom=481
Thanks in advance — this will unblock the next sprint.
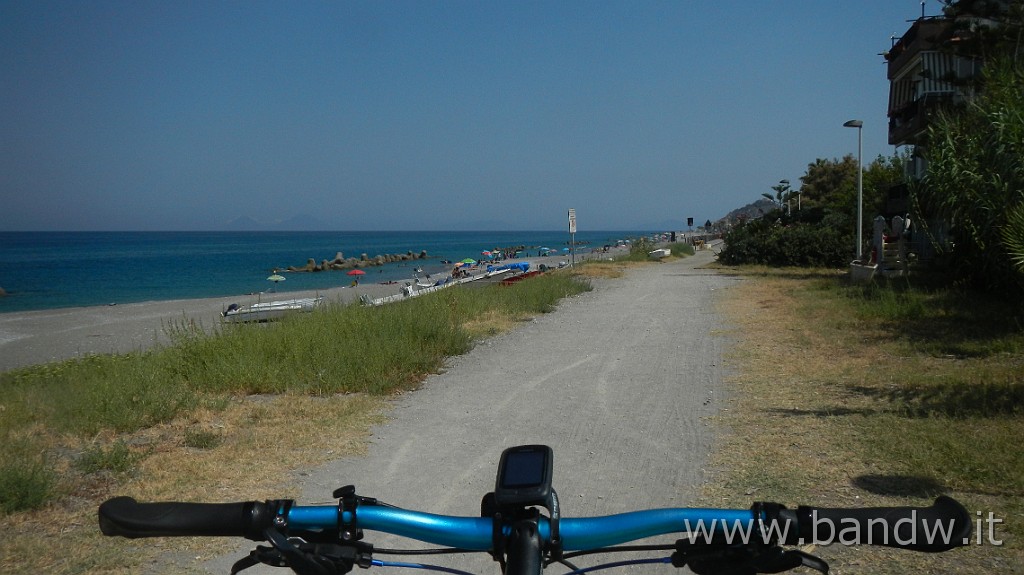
left=494, top=445, right=553, bottom=509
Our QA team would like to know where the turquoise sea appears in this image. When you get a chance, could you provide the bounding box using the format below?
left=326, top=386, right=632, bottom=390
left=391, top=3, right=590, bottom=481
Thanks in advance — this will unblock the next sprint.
left=0, top=231, right=644, bottom=313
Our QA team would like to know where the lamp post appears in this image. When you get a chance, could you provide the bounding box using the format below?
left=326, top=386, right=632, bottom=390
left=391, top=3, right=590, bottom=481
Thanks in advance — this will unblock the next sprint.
left=780, top=179, right=802, bottom=211
left=843, top=119, right=864, bottom=260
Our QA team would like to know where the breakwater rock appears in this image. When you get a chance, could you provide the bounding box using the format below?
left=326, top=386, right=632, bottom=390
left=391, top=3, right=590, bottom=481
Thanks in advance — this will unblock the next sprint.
left=284, top=250, right=430, bottom=273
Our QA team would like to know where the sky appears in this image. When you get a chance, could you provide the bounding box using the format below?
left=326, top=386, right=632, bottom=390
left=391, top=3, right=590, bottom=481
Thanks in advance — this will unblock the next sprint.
left=1, top=1, right=936, bottom=232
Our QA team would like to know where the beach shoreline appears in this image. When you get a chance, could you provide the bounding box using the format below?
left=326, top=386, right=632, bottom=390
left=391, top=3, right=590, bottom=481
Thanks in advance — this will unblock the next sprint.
left=0, top=250, right=621, bottom=373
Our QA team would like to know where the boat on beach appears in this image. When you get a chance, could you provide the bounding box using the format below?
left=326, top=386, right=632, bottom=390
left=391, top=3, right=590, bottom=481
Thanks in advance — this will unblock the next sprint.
left=221, top=296, right=323, bottom=323
left=366, top=267, right=516, bottom=306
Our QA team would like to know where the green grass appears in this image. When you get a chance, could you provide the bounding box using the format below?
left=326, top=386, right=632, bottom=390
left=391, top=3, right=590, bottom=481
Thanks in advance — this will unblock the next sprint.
left=833, top=276, right=1024, bottom=358
left=183, top=428, right=223, bottom=450
left=0, top=438, right=56, bottom=514
left=0, top=271, right=592, bottom=513
left=711, top=265, right=1024, bottom=570
left=808, top=273, right=1024, bottom=542
left=2, top=353, right=197, bottom=435
left=74, top=440, right=145, bottom=475
left=859, top=414, right=1024, bottom=495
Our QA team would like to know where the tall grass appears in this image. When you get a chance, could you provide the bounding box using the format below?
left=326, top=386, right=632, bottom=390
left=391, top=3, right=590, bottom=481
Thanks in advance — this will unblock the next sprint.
left=0, top=438, right=55, bottom=514
left=0, top=271, right=591, bottom=513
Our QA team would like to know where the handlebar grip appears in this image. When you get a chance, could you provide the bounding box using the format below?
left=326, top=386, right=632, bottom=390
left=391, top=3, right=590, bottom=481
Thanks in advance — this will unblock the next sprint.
left=98, top=496, right=276, bottom=541
left=793, top=496, right=971, bottom=552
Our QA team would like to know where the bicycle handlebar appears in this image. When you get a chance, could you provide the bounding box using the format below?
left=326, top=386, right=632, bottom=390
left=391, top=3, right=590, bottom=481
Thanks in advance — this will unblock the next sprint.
left=99, top=494, right=971, bottom=553
left=98, top=497, right=276, bottom=541
left=788, top=496, right=971, bottom=552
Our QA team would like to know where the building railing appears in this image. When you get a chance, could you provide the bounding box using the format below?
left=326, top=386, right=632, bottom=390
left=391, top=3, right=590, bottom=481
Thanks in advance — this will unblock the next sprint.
left=888, top=92, right=959, bottom=146
left=885, top=18, right=951, bottom=78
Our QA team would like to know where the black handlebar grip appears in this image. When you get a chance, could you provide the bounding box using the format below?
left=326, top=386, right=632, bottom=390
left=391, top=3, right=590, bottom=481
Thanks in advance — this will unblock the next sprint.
left=794, top=496, right=971, bottom=552
left=98, top=496, right=275, bottom=541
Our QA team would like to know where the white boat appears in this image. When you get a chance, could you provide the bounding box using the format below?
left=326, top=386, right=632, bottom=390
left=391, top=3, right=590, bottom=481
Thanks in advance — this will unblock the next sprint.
left=367, top=268, right=513, bottom=306
left=649, top=248, right=671, bottom=259
left=222, top=297, right=323, bottom=323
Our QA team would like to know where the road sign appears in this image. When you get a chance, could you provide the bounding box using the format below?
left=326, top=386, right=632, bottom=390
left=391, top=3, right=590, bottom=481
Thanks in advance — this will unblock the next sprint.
left=568, top=209, right=577, bottom=234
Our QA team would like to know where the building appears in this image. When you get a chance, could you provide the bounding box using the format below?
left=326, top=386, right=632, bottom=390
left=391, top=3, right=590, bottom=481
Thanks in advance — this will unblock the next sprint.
left=881, top=0, right=1013, bottom=248
left=885, top=1, right=1012, bottom=180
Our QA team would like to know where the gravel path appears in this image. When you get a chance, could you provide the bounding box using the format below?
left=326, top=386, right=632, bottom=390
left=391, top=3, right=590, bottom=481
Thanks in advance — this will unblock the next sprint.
left=203, top=246, right=739, bottom=574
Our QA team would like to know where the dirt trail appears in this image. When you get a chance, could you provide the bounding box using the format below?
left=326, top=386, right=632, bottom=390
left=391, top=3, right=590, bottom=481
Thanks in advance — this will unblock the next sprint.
left=204, top=247, right=738, bottom=574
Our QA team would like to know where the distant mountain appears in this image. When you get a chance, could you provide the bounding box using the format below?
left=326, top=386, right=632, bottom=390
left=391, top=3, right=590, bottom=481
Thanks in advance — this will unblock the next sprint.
left=224, top=215, right=263, bottom=230
left=720, top=199, right=777, bottom=223
left=222, top=214, right=333, bottom=231
left=274, top=213, right=331, bottom=231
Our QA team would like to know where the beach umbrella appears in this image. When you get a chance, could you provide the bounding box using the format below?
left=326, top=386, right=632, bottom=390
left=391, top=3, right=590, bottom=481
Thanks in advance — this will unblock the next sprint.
left=562, top=247, right=570, bottom=252
left=266, top=273, right=285, bottom=292
left=347, top=269, right=366, bottom=276
left=461, top=258, right=476, bottom=264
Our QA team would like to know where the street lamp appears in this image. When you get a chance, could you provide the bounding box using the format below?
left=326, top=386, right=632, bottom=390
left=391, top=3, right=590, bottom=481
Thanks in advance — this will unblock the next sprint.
left=780, top=179, right=802, bottom=211
left=843, top=119, right=864, bottom=261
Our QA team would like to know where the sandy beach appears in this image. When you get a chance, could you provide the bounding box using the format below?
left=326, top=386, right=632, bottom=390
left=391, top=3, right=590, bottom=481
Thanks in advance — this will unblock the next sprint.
left=0, top=250, right=618, bottom=373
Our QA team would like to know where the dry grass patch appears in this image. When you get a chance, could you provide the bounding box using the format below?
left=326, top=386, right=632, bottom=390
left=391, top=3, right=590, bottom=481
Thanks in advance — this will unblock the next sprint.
left=573, top=259, right=647, bottom=280
left=462, top=307, right=528, bottom=338
left=0, top=393, right=388, bottom=575
left=705, top=266, right=1022, bottom=574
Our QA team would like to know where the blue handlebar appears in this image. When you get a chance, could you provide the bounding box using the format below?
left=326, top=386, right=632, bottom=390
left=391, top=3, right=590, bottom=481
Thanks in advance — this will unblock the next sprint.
left=98, top=495, right=971, bottom=554
left=287, top=506, right=756, bottom=551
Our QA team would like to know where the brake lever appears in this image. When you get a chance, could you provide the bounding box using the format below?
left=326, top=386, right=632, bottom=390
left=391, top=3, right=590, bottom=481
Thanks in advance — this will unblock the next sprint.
left=231, top=528, right=373, bottom=575
left=672, top=540, right=829, bottom=575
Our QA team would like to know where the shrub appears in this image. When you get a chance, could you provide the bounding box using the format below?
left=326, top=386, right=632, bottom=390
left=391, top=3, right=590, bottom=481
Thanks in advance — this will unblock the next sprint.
left=720, top=219, right=850, bottom=267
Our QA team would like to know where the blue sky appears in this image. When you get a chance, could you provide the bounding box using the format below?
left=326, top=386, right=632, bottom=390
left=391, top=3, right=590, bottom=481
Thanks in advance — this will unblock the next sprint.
left=1, top=1, right=933, bottom=232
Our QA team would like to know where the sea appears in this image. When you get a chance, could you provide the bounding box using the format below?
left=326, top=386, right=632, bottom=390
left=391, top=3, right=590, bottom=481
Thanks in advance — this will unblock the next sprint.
left=0, top=230, right=645, bottom=314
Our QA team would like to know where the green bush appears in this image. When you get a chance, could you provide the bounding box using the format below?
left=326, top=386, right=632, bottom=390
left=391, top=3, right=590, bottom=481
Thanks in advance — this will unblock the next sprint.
left=670, top=243, right=695, bottom=257
left=719, top=219, right=850, bottom=267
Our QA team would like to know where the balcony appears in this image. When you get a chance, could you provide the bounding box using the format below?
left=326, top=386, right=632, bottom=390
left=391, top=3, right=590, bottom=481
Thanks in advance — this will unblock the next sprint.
left=888, top=92, right=958, bottom=146
left=885, top=18, right=952, bottom=79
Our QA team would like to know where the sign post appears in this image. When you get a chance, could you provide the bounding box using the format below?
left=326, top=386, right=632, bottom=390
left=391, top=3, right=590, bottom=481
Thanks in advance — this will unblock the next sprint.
left=568, top=208, right=577, bottom=267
